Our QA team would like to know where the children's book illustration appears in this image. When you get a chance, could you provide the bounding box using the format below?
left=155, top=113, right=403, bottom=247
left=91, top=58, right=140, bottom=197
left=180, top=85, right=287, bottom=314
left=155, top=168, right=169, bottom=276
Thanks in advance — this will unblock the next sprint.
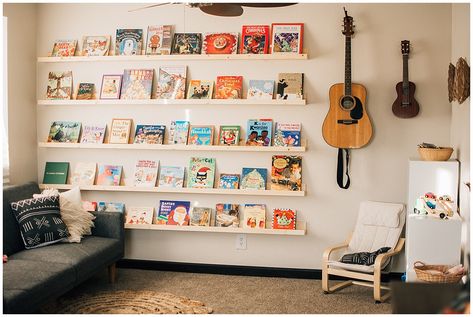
left=155, top=66, right=187, bottom=99
left=126, top=206, right=154, bottom=224
left=247, top=80, right=274, bottom=100
left=120, top=69, right=153, bottom=99
left=190, top=207, right=212, bottom=226
left=215, top=203, right=239, bottom=227
left=243, top=204, right=266, bottom=229
left=71, top=162, right=96, bottom=186
left=158, top=166, right=185, bottom=188
left=171, top=33, right=202, bottom=55
left=188, top=125, right=214, bottom=145
left=203, top=32, right=238, bottom=54
left=96, top=165, right=122, bottom=186
left=218, top=174, right=240, bottom=189
left=47, top=71, right=73, bottom=100
left=187, top=80, right=213, bottom=99
left=271, top=155, right=302, bottom=191
left=276, top=73, right=304, bottom=100
left=246, top=119, right=273, bottom=146
left=240, top=25, right=270, bottom=54
left=271, top=23, right=304, bottom=54
left=168, top=120, right=190, bottom=144
left=81, top=36, right=110, bottom=56
left=273, top=123, right=301, bottom=147
left=215, top=76, right=243, bottom=99
left=133, top=160, right=158, bottom=187
left=116, top=29, right=143, bottom=55
left=51, top=40, right=77, bottom=57
left=109, top=119, right=132, bottom=144
left=80, top=125, right=106, bottom=144
left=272, top=208, right=296, bottom=230
left=241, top=167, right=267, bottom=190
left=76, top=83, right=95, bottom=100
left=98, top=202, right=125, bottom=213
left=100, top=75, right=122, bottom=99
left=156, top=200, right=191, bottom=226
left=146, top=25, right=172, bottom=55
left=47, top=121, right=81, bottom=143
left=133, top=125, right=165, bottom=144
left=187, top=157, right=216, bottom=188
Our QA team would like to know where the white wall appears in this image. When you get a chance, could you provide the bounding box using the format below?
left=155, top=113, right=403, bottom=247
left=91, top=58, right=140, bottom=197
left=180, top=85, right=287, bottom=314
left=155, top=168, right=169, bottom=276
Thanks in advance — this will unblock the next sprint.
left=32, top=3, right=456, bottom=271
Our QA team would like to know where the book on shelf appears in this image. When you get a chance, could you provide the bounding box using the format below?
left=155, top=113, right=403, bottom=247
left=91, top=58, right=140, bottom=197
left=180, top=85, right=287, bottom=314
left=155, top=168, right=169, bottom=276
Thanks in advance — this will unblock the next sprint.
left=190, top=207, right=212, bottom=226
left=71, top=162, right=96, bottom=186
left=115, top=29, right=143, bottom=55
left=156, top=200, right=191, bottom=225
left=218, top=125, right=240, bottom=146
left=218, top=174, right=240, bottom=189
left=168, top=120, right=189, bottom=144
left=100, top=75, right=122, bottom=99
left=270, top=23, right=304, bottom=54
left=241, top=167, right=267, bottom=190
left=96, top=164, right=122, bottom=186
left=109, top=119, right=132, bottom=144
left=243, top=204, right=266, bottom=229
left=215, top=76, right=243, bottom=99
left=240, top=25, right=270, bottom=54
left=187, top=80, right=213, bottom=99
left=155, top=65, right=187, bottom=99
left=246, top=119, right=273, bottom=146
left=81, top=35, right=111, bottom=56
left=203, top=32, right=238, bottom=54
left=158, top=166, right=185, bottom=188
left=125, top=206, right=154, bottom=224
left=171, top=33, right=202, bottom=55
left=270, top=155, right=302, bottom=191
left=51, top=39, right=77, bottom=57
left=145, top=25, right=173, bottom=55
left=80, top=125, right=106, bottom=144
left=120, top=69, right=154, bottom=99
left=43, top=162, right=69, bottom=184
left=272, top=208, right=296, bottom=230
left=98, top=202, right=125, bottom=213
left=47, top=121, right=81, bottom=143
left=187, top=157, right=216, bottom=189
left=273, top=123, right=301, bottom=147
left=76, top=83, right=95, bottom=100
left=215, top=203, right=239, bottom=227
left=47, top=71, right=73, bottom=100
left=82, top=201, right=97, bottom=212
left=247, top=80, right=274, bottom=100
left=133, top=160, right=158, bottom=187
left=133, top=125, right=165, bottom=144
left=276, top=73, right=304, bottom=100
left=188, top=125, right=214, bottom=145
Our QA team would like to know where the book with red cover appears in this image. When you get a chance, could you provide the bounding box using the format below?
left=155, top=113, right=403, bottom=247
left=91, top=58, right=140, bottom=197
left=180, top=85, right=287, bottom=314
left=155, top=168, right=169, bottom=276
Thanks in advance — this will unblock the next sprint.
left=272, top=208, right=296, bottom=230
left=240, top=25, right=270, bottom=54
left=203, top=33, right=238, bottom=54
left=215, top=76, right=243, bottom=99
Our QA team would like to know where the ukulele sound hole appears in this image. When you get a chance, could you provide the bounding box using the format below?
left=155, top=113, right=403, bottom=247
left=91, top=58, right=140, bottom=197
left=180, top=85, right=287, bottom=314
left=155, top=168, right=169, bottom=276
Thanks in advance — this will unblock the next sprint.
left=340, top=95, right=355, bottom=110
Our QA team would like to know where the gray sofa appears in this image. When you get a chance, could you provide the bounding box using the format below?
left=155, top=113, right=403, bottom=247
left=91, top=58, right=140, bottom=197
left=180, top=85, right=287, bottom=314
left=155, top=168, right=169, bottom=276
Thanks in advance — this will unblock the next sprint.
left=3, top=182, right=124, bottom=313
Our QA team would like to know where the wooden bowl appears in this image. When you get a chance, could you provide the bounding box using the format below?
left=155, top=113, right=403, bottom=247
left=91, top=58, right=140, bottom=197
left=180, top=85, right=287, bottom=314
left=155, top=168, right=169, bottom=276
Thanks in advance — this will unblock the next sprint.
left=418, top=147, right=454, bottom=161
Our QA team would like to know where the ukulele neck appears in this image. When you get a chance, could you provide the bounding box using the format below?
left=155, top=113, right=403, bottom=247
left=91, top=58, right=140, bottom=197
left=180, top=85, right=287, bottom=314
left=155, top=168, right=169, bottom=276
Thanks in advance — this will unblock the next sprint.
left=344, top=35, right=352, bottom=96
left=402, top=54, right=410, bottom=105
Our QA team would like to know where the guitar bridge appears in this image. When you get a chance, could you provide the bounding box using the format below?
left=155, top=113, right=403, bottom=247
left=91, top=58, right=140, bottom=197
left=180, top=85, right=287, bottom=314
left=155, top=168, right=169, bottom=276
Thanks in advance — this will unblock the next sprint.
left=337, top=119, right=358, bottom=125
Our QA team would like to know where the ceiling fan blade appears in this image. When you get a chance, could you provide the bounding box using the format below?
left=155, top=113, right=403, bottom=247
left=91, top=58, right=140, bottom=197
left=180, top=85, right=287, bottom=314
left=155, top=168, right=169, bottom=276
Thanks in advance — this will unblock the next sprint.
left=128, top=3, right=171, bottom=13
left=240, top=3, right=297, bottom=8
left=200, top=3, right=244, bottom=17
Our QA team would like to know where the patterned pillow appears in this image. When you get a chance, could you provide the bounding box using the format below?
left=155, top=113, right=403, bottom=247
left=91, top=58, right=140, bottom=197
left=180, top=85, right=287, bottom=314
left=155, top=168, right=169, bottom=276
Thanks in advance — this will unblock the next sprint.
left=340, top=247, right=391, bottom=266
left=10, top=195, right=70, bottom=249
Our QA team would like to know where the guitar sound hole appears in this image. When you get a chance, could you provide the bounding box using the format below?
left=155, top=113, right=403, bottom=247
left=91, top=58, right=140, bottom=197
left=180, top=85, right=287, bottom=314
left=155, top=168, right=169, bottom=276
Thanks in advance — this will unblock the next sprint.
left=340, top=96, right=355, bottom=110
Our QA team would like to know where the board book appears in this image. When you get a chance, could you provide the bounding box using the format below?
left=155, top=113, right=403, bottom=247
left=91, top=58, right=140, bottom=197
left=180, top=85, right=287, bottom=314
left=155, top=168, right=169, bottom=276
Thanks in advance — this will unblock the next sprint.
left=240, top=25, right=270, bottom=54
left=187, top=157, right=216, bottom=189
left=47, top=71, right=73, bottom=100
left=155, top=65, right=187, bottom=99
left=246, top=119, right=273, bottom=146
left=276, top=73, right=304, bottom=100
left=215, top=76, right=243, bottom=99
left=240, top=167, right=267, bottom=190
left=243, top=204, right=266, bottom=229
left=190, top=207, right=212, bottom=226
left=47, top=121, right=81, bottom=143
left=158, top=166, right=185, bottom=188
left=188, top=125, right=214, bottom=146
left=109, top=119, right=132, bottom=144
left=98, top=202, right=125, bottom=213
left=247, top=80, right=274, bottom=100
left=43, top=162, right=69, bottom=184
left=273, top=123, right=301, bottom=147
left=96, top=164, right=122, bottom=186
left=120, top=69, right=154, bottom=99
left=218, top=125, right=240, bottom=146
left=168, top=120, right=190, bottom=144
left=76, top=83, right=95, bottom=100
left=271, top=23, right=304, bottom=54
left=171, top=33, right=202, bottom=55
left=116, top=29, right=143, bottom=55
left=71, top=162, right=96, bottom=186
left=51, top=40, right=77, bottom=57
left=218, top=174, right=240, bottom=189
left=133, top=160, right=158, bottom=187
left=133, top=125, right=165, bottom=144
left=156, top=200, right=191, bottom=226
left=215, top=203, right=239, bottom=227
left=81, top=36, right=110, bottom=56
left=80, top=125, right=106, bottom=144
left=187, top=80, right=213, bottom=99
left=125, top=206, right=154, bottom=224
left=272, top=208, right=296, bottom=230
left=270, top=155, right=302, bottom=191
left=145, top=25, right=173, bottom=55
left=203, top=32, right=238, bottom=54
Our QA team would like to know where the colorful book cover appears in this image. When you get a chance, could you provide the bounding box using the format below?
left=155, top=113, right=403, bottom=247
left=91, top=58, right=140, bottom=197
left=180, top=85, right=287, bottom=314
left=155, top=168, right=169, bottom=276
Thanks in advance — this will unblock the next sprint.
left=215, top=76, right=243, bottom=99
left=240, top=25, right=269, bottom=54
left=120, top=69, right=154, bottom=99
left=43, top=162, right=69, bottom=184
left=276, top=73, right=304, bottom=100
left=218, top=125, right=240, bottom=146
left=187, top=157, right=216, bottom=189
left=158, top=166, right=185, bottom=188
left=215, top=203, right=239, bottom=227
left=273, top=123, right=301, bottom=147
left=96, top=164, right=122, bottom=186
left=125, top=206, right=154, bottom=224
left=272, top=208, right=296, bottom=230
left=100, top=75, right=122, bottom=99
left=247, top=80, right=274, bottom=100
left=190, top=207, right=212, bottom=226
left=218, top=174, right=240, bottom=189
left=271, top=23, right=304, bottom=54
left=81, top=35, right=110, bottom=56
left=47, top=71, right=73, bottom=100
left=115, top=29, right=143, bottom=55
left=168, top=120, right=190, bottom=144
left=97, top=202, right=125, bottom=213
left=203, top=32, right=238, bottom=54
left=240, top=167, right=267, bottom=190
left=270, top=155, right=302, bottom=191
left=187, top=80, right=213, bottom=99
left=246, top=119, right=273, bottom=146
left=76, top=83, right=95, bottom=100
left=243, top=204, right=266, bottom=229
left=188, top=125, right=214, bottom=145
left=51, top=40, right=77, bottom=57
left=80, top=125, right=106, bottom=144
left=156, top=200, right=191, bottom=225
left=109, top=119, right=132, bottom=144
left=145, top=25, right=173, bottom=55
left=82, top=201, right=97, bottom=212
left=71, top=162, right=96, bottom=186
left=155, top=65, right=187, bottom=99
left=133, top=125, right=165, bottom=144
left=171, top=33, right=202, bottom=55
left=47, top=121, right=81, bottom=143
left=133, top=160, right=158, bottom=187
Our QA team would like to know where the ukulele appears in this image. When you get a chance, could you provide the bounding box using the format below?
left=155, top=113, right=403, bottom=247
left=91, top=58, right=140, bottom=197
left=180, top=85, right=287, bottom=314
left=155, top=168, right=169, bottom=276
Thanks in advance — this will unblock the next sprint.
left=322, top=8, right=372, bottom=149
left=392, top=40, right=419, bottom=118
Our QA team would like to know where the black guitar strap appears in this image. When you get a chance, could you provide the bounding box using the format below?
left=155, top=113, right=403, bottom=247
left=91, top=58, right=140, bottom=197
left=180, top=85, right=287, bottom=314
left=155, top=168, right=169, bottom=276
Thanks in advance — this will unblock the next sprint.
left=337, top=148, right=351, bottom=189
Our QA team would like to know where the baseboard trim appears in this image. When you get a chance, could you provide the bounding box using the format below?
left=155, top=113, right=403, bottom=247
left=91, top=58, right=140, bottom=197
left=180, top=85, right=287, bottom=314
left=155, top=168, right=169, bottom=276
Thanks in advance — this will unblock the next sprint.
left=117, top=259, right=403, bottom=282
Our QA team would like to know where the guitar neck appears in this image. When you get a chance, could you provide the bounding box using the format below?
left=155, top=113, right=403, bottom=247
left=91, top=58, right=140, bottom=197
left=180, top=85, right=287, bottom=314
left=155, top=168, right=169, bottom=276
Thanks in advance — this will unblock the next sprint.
left=344, top=36, right=352, bottom=96
left=402, top=54, right=409, bottom=88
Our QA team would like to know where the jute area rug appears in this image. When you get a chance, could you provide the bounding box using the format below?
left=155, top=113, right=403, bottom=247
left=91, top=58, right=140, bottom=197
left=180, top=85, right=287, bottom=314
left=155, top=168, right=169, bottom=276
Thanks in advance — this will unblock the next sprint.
left=42, top=290, right=213, bottom=314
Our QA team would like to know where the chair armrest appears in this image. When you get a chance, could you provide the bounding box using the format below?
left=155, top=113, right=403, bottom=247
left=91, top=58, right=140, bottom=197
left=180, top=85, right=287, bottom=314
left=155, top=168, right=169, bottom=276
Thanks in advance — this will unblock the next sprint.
left=323, top=243, right=349, bottom=262
left=374, top=238, right=405, bottom=270
left=91, top=211, right=124, bottom=241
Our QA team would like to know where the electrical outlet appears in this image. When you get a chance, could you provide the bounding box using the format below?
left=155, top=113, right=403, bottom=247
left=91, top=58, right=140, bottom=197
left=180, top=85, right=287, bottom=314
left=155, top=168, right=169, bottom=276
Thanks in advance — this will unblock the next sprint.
left=236, top=234, right=247, bottom=250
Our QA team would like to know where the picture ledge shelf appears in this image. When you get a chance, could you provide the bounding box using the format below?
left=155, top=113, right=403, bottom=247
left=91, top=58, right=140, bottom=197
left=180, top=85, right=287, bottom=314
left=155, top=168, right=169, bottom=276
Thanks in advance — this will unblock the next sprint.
left=39, top=184, right=306, bottom=197
left=37, top=99, right=307, bottom=106
left=124, top=222, right=307, bottom=236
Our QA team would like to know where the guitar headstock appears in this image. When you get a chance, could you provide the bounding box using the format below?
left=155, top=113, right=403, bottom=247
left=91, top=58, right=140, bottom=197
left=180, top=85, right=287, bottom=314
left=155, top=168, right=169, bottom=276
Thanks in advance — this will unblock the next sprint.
left=401, top=40, right=410, bottom=56
left=342, top=7, right=355, bottom=36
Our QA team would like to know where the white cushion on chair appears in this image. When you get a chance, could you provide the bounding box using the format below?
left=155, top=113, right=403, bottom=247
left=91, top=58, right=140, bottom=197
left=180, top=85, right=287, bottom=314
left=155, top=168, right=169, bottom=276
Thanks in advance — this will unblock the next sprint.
left=359, top=201, right=402, bottom=228
left=327, top=259, right=390, bottom=273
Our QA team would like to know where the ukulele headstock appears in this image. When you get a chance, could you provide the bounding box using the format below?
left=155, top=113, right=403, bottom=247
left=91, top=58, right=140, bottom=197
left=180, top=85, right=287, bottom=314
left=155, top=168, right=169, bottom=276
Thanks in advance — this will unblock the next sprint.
left=342, top=7, right=355, bottom=36
left=401, top=40, right=410, bottom=56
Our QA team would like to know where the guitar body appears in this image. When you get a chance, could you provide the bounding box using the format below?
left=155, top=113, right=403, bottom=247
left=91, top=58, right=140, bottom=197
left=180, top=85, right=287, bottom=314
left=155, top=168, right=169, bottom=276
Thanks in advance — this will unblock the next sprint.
left=392, top=81, right=419, bottom=118
left=322, top=83, right=373, bottom=149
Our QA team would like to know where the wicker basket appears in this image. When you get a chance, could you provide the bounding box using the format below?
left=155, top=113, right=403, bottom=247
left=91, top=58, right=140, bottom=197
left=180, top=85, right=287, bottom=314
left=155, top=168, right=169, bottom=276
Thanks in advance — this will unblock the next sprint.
left=418, top=147, right=453, bottom=161
left=414, top=261, right=464, bottom=283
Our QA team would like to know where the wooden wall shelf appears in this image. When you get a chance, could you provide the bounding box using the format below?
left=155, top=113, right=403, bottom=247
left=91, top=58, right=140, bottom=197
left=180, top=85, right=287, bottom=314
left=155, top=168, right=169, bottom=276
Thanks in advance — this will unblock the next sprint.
left=37, top=99, right=307, bottom=106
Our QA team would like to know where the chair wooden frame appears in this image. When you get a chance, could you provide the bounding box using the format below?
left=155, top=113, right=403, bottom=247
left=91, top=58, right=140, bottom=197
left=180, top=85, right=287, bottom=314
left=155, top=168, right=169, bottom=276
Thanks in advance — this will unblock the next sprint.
left=322, top=237, right=405, bottom=303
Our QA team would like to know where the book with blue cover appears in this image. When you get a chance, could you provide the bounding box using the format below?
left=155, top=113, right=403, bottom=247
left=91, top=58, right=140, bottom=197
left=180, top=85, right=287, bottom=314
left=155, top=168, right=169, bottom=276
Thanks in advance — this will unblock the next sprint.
left=115, top=29, right=143, bottom=55
left=247, top=80, right=274, bottom=99
left=218, top=174, right=240, bottom=189
left=156, top=200, right=191, bottom=226
left=98, top=202, right=125, bottom=213
left=273, top=123, right=301, bottom=147
left=240, top=167, right=267, bottom=190
left=168, top=120, right=190, bottom=144
left=246, top=119, right=273, bottom=146
left=133, top=124, right=165, bottom=144
left=188, top=125, right=214, bottom=145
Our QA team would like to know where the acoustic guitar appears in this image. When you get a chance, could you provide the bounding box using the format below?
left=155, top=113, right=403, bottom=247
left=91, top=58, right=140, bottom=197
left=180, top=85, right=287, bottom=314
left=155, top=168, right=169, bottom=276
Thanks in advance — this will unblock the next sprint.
left=322, top=9, right=372, bottom=149
left=392, top=40, right=419, bottom=118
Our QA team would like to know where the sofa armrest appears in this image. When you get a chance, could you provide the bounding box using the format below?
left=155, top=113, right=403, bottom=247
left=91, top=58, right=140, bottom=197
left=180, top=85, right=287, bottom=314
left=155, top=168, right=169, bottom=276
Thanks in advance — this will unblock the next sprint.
left=91, top=211, right=124, bottom=241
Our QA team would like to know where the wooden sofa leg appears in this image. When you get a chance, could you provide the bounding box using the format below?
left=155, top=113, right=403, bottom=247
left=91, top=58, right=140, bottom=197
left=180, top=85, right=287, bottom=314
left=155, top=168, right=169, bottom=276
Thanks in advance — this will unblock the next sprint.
left=108, top=263, right=117, bottom=283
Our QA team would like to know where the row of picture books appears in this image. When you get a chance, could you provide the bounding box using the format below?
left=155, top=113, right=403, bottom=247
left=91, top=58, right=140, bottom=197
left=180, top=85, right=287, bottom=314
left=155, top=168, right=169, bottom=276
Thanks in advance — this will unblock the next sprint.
left=85, top=199, right=298, bottom=230
left=47, top=119, right=302, bottom=147
left=46, top=69, right=304, bottom=101
left=49, top=24, right=304, bottom=57
left=43, top=155, right=303, bottom=191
